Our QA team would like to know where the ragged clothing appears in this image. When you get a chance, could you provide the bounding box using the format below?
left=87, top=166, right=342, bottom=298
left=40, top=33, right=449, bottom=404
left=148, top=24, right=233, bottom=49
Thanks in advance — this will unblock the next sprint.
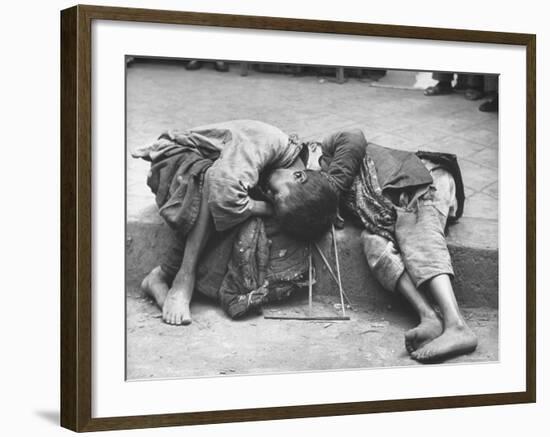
left=361, top=166, right=458, bottom=291
left=318, top=129, right=368, bottom=193
left=133, top=120, right=309, bottom=319
left=344, top=153, right=399, bottom=244
left=133, top=119, right=303, bottom=233
left=343, top=150, right=462, bottom=246
left=316, top=128, right=465, bottom=291
left=136, top=147, right=213, bottom=237
left=215, top=218, right=309, bottom=318
left=162, top=217, right=309, bottom=319
left=319, top=129, right=464, bottom=243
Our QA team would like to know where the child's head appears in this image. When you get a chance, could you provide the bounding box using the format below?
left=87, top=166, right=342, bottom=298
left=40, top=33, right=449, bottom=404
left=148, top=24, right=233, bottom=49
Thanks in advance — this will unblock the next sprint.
left=267, top=169, right=337, bottom=241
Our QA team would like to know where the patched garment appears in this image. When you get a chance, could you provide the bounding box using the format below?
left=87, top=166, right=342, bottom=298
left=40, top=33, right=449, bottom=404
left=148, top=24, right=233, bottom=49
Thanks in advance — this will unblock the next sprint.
left=195, top=217, right=309, bottom=319
left=343, top=144, right=465, bottom=246
left=133, top=120, right=303, bottom=234
left=361, top=165, right=458, bottom=291
left=345, top=154, right=398, bottom=244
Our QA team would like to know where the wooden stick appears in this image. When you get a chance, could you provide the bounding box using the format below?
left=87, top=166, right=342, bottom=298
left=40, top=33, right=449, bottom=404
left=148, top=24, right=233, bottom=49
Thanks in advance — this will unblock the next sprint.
left=308, top=243, right=313, bottom=316
left=313, top=242, right=354, bottom=309
left=331, top=224, right=346, bottom=317
left=264, top=316, right=350, bottom=321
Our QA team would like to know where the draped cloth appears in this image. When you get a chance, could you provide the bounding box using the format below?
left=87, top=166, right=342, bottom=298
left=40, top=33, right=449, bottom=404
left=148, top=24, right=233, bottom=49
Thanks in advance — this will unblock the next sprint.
left=345, top=155, right=399, bottom=244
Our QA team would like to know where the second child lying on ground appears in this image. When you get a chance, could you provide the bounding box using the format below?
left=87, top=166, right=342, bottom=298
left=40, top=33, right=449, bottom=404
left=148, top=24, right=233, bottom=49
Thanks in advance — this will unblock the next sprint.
left=265, top=128, right=478, bottom=363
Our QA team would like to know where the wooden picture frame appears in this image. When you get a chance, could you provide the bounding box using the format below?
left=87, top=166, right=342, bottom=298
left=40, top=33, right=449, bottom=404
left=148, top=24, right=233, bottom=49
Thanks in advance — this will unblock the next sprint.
left=60, top=4, right=536, bottom=432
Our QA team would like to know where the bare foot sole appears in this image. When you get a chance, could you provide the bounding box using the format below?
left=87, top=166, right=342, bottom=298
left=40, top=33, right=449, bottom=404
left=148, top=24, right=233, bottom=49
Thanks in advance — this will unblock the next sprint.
left=141, top=266, right=169, bottom=308
left=405, top=316, right=444, bottom=353
left=411, top=324, right=478, bottom=363
left=162, top=288, right=192, bottom=326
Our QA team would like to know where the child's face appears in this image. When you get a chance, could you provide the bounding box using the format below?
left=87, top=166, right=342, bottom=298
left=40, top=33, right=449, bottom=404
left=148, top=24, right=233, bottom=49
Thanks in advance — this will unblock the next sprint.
left=266, top=169, right=306, bottom=206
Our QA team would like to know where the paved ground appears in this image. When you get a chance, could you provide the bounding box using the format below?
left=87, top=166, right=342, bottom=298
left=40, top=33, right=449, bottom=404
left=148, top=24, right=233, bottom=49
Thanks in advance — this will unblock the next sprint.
left=125, top=60, right=499, bottom=380
left=128, top=292, right=498, bottom=380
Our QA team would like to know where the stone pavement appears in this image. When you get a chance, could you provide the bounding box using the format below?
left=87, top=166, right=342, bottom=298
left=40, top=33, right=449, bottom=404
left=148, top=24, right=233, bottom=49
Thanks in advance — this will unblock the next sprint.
left=125, top=61, right=499, bottom=378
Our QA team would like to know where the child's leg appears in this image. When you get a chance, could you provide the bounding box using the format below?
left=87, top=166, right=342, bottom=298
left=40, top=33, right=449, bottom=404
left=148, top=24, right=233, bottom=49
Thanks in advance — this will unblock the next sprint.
left=395, top=167, right=477, bottom=361
left=162, top=178, right=213, bottom=325
left=412, top=274, right=477, bottom=362
left=361, top=231, right=442, bottom=351
left=396, top=271, right=443, bottom=352
left=141, top=232, right=185, bottom=309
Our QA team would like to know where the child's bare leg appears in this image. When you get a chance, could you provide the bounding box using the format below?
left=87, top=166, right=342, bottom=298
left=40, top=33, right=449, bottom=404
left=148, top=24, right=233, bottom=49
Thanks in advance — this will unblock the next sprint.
left=141, top=266, right=170, bottom=308
left=162, top=184, right=213, bottom=325
left=412, top=274, right=477, bottom=362
left=360, top=231, right=442, bottom=353
left=396, top=271, right=443, bottom=353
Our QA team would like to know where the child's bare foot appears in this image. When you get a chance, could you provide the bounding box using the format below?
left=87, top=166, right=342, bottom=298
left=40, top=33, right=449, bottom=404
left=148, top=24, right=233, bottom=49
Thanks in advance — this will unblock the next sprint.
left=405, top=315, right=443, bottom=353
left=141, top=266, right=169, bottom=308
left=411, top=323, right=478, bottom=363
left=162, top=288, right=192, bottom=325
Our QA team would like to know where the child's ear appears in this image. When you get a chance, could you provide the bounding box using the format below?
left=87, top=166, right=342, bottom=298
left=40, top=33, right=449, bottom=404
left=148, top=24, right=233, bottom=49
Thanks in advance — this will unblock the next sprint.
left=294, top=171, right=307, bottom=183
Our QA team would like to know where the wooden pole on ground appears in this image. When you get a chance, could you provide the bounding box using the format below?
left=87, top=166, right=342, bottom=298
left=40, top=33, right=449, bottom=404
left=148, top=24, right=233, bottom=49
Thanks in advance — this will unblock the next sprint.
left=308, top=243, right=313, bottom=316
left=264, top=316, right=350, bottom=321
left=264, top=235, right=352, bottom=322
left=331, top=224, right=346, bottom=317
left=313, top=242, right=354, bottom=309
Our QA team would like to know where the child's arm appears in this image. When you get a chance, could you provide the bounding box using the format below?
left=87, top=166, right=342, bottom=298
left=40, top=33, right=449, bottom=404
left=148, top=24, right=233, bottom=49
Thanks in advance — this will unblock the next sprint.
left=207, top=121, right=301, bottom=231
left=248, top=199, right=274, bottom=217
left=321, top=129, right=367, bottom=193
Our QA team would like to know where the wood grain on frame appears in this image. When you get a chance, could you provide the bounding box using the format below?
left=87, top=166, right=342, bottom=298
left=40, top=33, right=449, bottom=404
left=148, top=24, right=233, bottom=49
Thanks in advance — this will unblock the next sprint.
left=60, top=4, right=536, bottom=432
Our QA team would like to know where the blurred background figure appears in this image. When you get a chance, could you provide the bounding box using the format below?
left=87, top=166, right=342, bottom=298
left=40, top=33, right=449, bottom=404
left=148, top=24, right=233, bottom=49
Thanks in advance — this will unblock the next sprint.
left=424, top=72, right=482, bottom=97
left=478, top=74, right=498, bottom=112
left=185, top=60, right=229, bottom=72
left=424, top=72, right=498, bottom=112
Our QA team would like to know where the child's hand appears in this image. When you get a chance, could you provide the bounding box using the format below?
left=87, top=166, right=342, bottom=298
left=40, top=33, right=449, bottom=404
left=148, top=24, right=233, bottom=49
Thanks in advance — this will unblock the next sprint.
left=249, top=199, right=274, bottom=217
left=247, top=281, right=269, bottom=308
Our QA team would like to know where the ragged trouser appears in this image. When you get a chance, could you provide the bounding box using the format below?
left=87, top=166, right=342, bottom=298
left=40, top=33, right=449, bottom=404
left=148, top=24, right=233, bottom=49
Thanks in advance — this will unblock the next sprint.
left=361, top=164, right=457, bottom=292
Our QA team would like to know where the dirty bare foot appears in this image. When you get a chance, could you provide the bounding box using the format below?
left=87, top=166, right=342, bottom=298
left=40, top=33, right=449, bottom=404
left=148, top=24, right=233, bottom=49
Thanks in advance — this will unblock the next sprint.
left=141, top=266, right=170, bottom=308
left=405, top=315, right=443, bottom=353
left=162, top=287, right=192, bottom=326
left=411, top=323, right=478, bottom=363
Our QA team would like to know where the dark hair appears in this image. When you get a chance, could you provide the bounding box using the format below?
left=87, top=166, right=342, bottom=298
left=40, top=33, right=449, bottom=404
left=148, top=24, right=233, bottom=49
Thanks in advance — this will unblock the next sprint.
left=274, top=170, right=338, bottom=241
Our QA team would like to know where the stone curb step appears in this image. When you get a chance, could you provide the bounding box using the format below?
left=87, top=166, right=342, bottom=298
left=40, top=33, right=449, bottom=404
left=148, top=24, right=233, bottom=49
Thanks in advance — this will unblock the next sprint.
left=126, top=219, right=498, bottom=311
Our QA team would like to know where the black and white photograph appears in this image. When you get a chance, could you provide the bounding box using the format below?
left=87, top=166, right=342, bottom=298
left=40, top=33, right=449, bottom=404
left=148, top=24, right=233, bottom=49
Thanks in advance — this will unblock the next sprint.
left=3, top=0, right=546, bottom=434
left=126, top=57, right=499, bottom=379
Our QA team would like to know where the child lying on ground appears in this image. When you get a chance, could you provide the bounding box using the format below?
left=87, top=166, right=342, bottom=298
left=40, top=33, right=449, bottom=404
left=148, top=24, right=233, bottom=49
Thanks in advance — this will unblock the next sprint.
left=265, top=129, right=478, bottom=363
left=133, top=120, right=337, bottom=325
